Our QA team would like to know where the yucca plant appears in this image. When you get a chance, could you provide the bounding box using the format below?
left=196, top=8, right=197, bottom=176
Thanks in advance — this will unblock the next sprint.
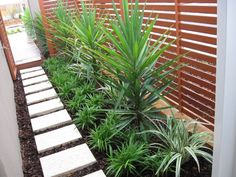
left=144, top=118, right=213, bottom=177
left=47, top=0, right=74, bottom=55
left=34, top=13, right=48, bottom=57
left=22, top=8, right=35, bottom=39
left=90, top=0, right=183, bottom=130
left=53, top=1, right=106, bottom=82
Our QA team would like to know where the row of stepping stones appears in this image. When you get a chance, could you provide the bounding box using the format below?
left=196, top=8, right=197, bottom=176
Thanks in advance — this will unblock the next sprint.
left=20, top=66, right=106, bottom=177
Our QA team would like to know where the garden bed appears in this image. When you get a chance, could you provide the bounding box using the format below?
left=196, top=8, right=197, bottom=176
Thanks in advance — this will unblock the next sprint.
left=18, top=0, right=213, bottom=176
left=15, top=71, right=212, bottom=177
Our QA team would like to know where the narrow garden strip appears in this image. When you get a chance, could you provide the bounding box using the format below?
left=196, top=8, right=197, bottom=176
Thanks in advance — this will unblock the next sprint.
left=19, top=0, right=214, bottom=176
left=17, top=66, right=106, bottom=177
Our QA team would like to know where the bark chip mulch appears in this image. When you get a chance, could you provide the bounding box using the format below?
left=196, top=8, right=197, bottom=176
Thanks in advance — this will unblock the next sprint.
left=14, top=74, right=105, bottom=177
left=14, top=74, right=43, bottom=177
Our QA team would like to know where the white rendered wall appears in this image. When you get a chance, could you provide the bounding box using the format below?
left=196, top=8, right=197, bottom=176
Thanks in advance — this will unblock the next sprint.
left=0, top=42, right=23, bottom=177
left=212, top=0, right=236, bottom=177
left=27, top=0, right=41, bottom=18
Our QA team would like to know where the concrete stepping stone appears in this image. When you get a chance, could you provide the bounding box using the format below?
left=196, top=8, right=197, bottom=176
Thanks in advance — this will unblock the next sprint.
left=22, top=75, right=48, bottom=87
left=26, top=88, right=57, bottom=105
left=35, top=124, right=82, bottom=153
left=28, top=98, right=63, bottom=117
left=21, top=69, right=45, bottom=80
left=20, top=66, right=42, bottom=74
left=40, top=144, right=96, bottom=177
left=83, top=170, right=106, bottom=177
left=31, top=109, right=72, bottom=132
left=24, top=81, right=52, bottom=95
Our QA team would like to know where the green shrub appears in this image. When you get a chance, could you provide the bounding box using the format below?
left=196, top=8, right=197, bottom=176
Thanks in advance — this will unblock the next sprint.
left=107, top=135, right=149, bottom=177
left=66, top=91, right=87, bottom=112
left=47, top=0, right=74, bottom=55
left=86, top=93, right=105, bottom=108
left=50, top=1, right=106, bottom=82
left=144, top=118, right=212, bottom=177
left=89, top=112, right=120, bottom=152
left=34, top=13, right=48, bottom=57
left=91, top=0, right=183, bottom=131
left=74, top=104, right=100, bottom=130
left=22, top=9, right=35, bottom=39
left=57, top=77, right=78, bottom=100
left=43, top=57, right=66, bottom=75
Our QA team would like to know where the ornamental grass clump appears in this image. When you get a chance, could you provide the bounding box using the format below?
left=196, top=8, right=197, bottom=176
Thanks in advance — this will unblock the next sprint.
left=89, top=111, right=121, bottom=152
left=90, top=0, right=183, bottom=131
left=74, top=104, right=100, bottom=130
left=144, top=118, right=213, bottom=177
left=107, top=135, right=149, bottom=177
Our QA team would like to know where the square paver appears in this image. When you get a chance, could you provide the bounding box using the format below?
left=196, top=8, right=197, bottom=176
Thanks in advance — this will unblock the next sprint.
left=40, top=144, right=96, bottom=177
left=35, top=124, right=82, bottom=153
left=28, top=98, right=63, bottom=117
left=21, top=69, right=45, bottom=80
left=20, top=66, right=42, bottom=74
left=31, top=109, right=72, bottom=132
left=26, top=88, right=57, bottom=105
left=23, top=75, right=49, bottom=87
left=24, top=81, right=53, bottom=95
left=83, top=170, right=106, bottom=177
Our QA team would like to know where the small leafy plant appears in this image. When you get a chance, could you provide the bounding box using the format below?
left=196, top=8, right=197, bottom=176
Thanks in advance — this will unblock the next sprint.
left=145, top=118, right=213, bottom=177
left=86, top=93, right=105, bottom=108
left=89, top=112, right=120, bottom=152
left=43, top=57, right=66, bottom=75
left=107, top=135, right=149, bottom=177
left=74, top=104, right=100, bottom=130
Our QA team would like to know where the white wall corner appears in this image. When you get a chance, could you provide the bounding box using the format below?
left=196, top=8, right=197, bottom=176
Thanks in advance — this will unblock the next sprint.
left=212, top=0, right=236, bottom=177
left=27, top=0, right=41, bottom=19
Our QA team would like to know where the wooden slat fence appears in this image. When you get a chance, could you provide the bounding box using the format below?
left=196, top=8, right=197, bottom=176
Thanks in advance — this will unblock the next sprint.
left=0, top=11, right=17, bottom=80
left=38, top=0, right=217, bottom=130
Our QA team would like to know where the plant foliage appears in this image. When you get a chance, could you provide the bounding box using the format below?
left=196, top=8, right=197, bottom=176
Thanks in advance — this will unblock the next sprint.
left=107, top=135, right=149, bottom=177
left=91, top=0, right=183, bottom=131
left=89, top=112, right=121, bottom=152
left=22, top=9, right=35, bottom=39
left=144, top=118, right=213, bottom=177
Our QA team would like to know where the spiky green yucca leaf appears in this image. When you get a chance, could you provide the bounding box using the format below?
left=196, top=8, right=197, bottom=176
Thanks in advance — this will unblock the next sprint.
left=22, top=9, right=36, bottom=39
left=144, top=118, right=212, bottom=177
left=89, top=0, right=183, bottom=130
left=34, top=13, right=48, bottom=56
left=48, top=1, right=106, bottom=82
left=47, top=0, right=74, bottom=54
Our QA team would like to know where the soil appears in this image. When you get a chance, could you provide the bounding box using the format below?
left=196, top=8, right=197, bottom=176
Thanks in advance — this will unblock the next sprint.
left=14, top=73, right=212, bottom=177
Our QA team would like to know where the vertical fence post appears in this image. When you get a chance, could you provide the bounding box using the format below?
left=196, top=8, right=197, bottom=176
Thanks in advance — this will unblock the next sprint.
left=174, top=0, right=183, bottom=112
left=0, top=11, right=17, bottom=80
left=38, top=0, right=56, bottom=56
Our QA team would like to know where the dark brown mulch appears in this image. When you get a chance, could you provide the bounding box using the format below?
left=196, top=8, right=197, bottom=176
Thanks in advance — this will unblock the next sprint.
left=14, top=74, right=43, bottom=177
left=14, top=74, right=104, bottom=177
left=14, top=73, right=212, bottom=177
